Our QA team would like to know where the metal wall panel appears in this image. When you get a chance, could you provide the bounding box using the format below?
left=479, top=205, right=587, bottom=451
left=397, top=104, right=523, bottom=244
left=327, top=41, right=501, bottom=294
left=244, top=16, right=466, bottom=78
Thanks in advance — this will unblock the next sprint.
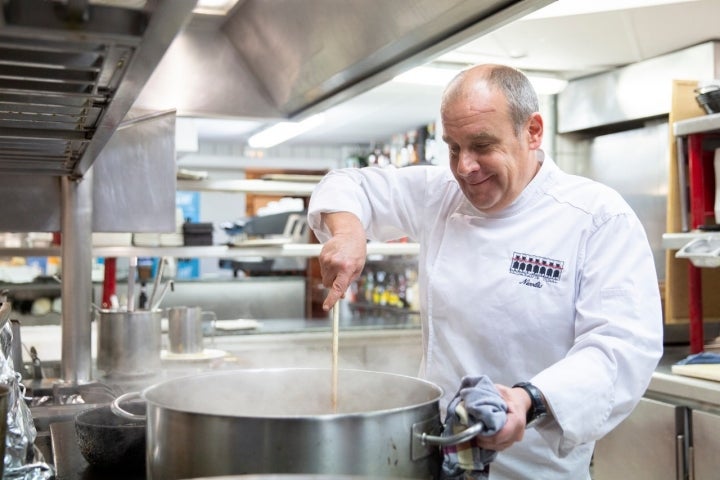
left=587, top=121, right=669, bottom=280
left=558, top=42, right=719, bottom=133
left=0, top=175, right=61, bottom=232
left=0, top=110, right=177, bottom=233
left=91, top=110, right=177, bottom=233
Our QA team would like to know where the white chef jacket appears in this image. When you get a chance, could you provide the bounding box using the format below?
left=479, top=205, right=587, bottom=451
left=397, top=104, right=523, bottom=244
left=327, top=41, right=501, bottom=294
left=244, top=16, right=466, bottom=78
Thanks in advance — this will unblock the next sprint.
left=307, top=154, right=663, bottom=480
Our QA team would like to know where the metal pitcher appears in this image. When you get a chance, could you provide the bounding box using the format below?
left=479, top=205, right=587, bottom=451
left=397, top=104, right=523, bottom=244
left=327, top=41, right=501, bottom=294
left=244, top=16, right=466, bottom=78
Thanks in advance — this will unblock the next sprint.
left=166, top=306, right=215, bottom=354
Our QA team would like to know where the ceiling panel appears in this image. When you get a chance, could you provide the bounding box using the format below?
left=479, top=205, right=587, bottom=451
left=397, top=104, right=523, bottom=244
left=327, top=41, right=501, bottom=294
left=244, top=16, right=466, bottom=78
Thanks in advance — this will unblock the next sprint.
left=627, top=0, right=720, bottom=58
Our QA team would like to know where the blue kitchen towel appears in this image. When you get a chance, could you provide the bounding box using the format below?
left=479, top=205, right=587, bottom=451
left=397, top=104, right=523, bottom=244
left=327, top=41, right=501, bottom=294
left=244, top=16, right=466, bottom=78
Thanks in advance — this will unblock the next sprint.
left=675, top=352, right=720, bottom=365
left=440, top=375, right=508, bottom=480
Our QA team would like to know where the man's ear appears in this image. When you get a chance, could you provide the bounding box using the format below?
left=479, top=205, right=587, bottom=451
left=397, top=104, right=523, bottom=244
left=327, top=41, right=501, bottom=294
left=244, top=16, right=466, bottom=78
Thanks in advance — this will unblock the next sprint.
left=527, top=112, right=543, bottom=149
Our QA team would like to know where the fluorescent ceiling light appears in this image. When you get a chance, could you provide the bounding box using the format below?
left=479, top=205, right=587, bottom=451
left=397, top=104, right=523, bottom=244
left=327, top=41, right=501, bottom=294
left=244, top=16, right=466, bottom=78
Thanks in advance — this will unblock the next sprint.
left=392, top=66, right=567, bottom=94
left=194, top=0, right=240, bottom=15
left=526, top=0, right=701, bottom=19
left=248, top=114, right=326, bottom=148
left=528, top=75, right=568, bottom=95
left=392, top=66, right=462, bottom=86
left=89, top=0, right=147, bottom=8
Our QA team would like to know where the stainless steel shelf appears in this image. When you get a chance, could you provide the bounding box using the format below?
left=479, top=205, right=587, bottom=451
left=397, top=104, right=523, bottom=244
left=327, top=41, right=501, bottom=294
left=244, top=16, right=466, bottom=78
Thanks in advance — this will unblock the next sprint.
left=0, top=242, right=420, bottom=259
left=177, top=179, right=316, bottom=197
left=674, top=112, right=720, bottom=136
left=663, top=231, right=720, bottom=250
left=279, top=242, right=419, bottom=257
left=93, top=245, right=230, bottom=258
left=0, top=247, right=61, bottom=257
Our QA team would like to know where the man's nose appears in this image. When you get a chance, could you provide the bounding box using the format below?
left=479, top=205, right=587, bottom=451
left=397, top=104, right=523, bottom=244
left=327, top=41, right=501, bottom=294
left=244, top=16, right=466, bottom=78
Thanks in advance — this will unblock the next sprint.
left=455, top=150, right=479, bottom=176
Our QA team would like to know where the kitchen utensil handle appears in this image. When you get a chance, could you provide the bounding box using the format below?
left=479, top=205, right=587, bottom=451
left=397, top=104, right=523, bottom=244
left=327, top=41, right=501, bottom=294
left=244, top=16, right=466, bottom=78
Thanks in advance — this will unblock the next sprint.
left=111, top=392, right=145, bottom=421
left=420, top=421, right=485, bottom=447
left=150, top=280, right=173, bottom=311
left=147, top=257, right=166, bottom=311
left=202, top=311, right=217, bottom=343
left=127, top=257, right=137, bottom=312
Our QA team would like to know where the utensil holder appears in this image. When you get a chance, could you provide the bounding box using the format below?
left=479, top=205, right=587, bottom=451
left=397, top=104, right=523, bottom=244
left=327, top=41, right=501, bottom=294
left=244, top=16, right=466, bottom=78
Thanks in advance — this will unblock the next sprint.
left=97, top=309, right=162, bottom=377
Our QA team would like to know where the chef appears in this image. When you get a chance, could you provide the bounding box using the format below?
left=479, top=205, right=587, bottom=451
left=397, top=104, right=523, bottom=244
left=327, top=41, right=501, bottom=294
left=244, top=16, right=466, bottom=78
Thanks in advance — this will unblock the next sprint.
left=307, top=63, right=663, bottom=479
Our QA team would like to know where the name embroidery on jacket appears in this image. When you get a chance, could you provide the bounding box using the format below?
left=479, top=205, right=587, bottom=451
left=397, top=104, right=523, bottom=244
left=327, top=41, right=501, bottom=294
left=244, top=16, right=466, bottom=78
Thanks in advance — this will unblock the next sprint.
left=510, top=252, right=564, bottom=287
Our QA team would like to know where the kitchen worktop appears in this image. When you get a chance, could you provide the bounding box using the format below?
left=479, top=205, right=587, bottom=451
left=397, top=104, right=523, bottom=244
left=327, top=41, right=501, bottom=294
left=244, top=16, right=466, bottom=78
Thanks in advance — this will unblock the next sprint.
left=647, top=345, right=720, bottom=407
left=18, top=315, right=421, bottom=366
left=216, top=315, right=420, bottom=335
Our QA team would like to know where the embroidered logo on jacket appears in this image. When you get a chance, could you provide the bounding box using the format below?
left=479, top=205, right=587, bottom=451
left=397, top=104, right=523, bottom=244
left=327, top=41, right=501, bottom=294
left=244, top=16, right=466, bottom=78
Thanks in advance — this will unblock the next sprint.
left=510, top=252, right=564, bottom=285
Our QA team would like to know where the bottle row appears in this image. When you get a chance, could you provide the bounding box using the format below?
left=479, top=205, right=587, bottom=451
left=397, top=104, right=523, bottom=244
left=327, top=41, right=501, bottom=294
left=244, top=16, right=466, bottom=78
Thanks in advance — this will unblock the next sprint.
left=346, top=265, right=420, bottom=312
left=345, top=122, right=440, bottom=169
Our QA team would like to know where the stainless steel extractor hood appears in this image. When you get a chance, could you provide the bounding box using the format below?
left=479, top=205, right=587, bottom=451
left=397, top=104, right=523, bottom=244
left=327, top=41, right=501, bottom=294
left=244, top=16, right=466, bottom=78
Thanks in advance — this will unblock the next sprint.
left=133, top=0, right=553, bottom=122
left=0, top=0, right=196, bottom=178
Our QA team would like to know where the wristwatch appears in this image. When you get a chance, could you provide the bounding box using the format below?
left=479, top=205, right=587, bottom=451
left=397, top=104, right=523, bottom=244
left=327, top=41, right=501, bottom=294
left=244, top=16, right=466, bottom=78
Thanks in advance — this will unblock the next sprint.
left=512, top=382, right=548, bottom=428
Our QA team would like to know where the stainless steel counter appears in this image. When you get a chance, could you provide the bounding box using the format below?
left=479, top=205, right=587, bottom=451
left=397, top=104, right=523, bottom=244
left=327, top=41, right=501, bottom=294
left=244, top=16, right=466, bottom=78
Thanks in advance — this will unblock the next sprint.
left=647, top=346, right=720, bottom=407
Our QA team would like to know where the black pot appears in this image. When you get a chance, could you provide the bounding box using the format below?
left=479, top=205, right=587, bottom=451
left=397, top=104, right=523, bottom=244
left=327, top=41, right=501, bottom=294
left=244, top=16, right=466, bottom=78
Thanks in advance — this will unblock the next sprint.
left=74, top=402, right=146, bottom=471
left=695, top=87, right=720, bottom=114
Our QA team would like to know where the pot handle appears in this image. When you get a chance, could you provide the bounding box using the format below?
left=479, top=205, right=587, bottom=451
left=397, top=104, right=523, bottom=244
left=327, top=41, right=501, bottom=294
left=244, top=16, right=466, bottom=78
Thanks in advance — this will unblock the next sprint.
left=420, top=422, right=485, bottom=447
left=111, top=392, right=146, bottom=421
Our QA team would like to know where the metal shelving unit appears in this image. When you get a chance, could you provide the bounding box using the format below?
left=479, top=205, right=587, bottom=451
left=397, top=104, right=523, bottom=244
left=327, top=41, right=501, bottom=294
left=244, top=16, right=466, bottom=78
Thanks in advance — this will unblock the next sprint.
left=670, top=112, right=720, bottom=353
left=0, top=0, right=197, bottom=383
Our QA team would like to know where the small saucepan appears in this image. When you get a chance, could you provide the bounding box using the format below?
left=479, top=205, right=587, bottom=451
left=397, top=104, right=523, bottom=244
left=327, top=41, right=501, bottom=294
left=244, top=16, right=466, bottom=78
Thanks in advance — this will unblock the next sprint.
left=74, top=402, right=146, bottom=471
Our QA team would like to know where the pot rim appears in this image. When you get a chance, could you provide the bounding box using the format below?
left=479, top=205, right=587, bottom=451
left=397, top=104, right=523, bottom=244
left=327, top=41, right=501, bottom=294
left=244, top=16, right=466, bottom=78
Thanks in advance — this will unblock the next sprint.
left=139, top=367, right=443, bottom=419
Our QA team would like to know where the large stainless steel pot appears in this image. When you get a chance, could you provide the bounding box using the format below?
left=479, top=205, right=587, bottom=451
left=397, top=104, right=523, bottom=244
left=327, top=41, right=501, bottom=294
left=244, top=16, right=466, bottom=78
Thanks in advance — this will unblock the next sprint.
left=112, top=368, right=445, bottom=480
left=186, top=476, right=418, bottom=479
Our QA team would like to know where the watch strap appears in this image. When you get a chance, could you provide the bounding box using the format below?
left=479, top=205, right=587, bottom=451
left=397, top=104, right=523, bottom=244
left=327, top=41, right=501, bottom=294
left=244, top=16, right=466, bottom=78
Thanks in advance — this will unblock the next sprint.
left=512, top=381, right=547, bottom=428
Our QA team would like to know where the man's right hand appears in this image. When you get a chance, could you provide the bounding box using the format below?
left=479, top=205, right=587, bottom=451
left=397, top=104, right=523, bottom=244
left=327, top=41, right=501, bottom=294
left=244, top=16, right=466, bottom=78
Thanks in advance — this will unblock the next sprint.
left=318, top=212, right=367, bottom=311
